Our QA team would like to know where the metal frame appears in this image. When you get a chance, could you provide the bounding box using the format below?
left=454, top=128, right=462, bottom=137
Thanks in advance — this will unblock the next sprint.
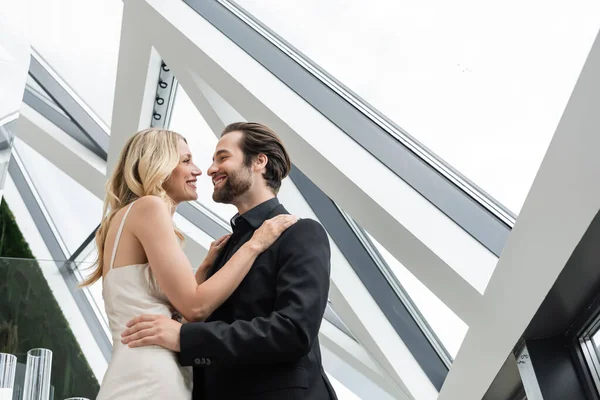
left=290, top=165, right=449, bottom=389
left=344, top=213, right=453, bottom=367
left=182, top=0, right=513, bottom=257
left=27, top=54, right=110, bottom=158
left=150, top=61, right=178, bottom=128
left=22, top=86, right=105, bottom=159
left=567, top=291, right=600, bottom=400
left=514, top=342, right=544, bottom=400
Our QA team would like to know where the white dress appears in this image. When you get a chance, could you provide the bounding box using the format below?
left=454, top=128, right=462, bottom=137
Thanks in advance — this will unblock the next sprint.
left=96, top=202, right=192, bottom=399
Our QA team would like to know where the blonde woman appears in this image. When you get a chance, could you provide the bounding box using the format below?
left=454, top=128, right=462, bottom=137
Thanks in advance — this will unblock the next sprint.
left=82, top=128, right=297, bottom=399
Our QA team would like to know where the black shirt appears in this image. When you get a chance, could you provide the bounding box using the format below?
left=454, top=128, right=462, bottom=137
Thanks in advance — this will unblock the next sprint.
left=211, top=197, right=281, bottom=276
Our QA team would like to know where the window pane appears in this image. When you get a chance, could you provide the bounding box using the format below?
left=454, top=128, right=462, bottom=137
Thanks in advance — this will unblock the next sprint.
left=168, top=86, right=238, bottom=222
left=30, top=0, right=123, bottom=126
left=367, top=232, right=467, bottom=358
left=233, top=0, right=600, bottom=213
left=14, top=138, right=102, bottom=255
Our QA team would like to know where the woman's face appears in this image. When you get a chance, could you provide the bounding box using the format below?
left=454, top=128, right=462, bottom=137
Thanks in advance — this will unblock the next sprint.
left=163, top=139, right=202, bottom=203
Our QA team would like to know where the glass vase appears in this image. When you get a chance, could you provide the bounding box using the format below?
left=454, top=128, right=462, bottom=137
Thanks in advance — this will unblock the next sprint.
left=0, top=353, right=17, bottom=400
left=22, top=348, right=53, bottom=400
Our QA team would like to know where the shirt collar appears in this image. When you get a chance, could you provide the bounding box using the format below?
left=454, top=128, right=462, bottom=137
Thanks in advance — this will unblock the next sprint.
left=230, top=197, right=280, bottom=230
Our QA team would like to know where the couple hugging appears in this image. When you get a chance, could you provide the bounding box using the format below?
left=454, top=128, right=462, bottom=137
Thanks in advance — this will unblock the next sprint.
left=82, top=122, right=338, bottom=399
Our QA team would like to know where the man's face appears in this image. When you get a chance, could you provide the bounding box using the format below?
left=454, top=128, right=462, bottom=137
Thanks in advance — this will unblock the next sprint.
left=207, top=131, right=252, bottom=204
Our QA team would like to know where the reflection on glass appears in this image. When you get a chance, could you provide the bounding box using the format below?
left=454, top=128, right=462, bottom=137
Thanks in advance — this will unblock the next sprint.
left=13, top=139, right=103, bottom=255
left=168, top=86, right=237, bottom=222
left=233, top=0, right=600, bottom=213
left=366, top=233, right=468, bottom=358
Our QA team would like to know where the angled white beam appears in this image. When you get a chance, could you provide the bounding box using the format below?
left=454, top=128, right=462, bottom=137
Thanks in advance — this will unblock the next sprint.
left=129, top=0, right=484, bottom=326
left=16, top=104, right=106, bottom=199
left=107, top=0, right=162, bottom=175
left=439, top=29, right=600, bottom=399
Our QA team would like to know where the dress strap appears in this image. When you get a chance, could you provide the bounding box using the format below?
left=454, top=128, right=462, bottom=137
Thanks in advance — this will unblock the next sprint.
left=109, top=201, right=136, bottom=270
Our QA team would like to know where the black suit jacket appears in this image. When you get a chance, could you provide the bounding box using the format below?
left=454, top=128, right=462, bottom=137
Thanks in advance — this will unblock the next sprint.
left=179, top=198, right=337, bottom=400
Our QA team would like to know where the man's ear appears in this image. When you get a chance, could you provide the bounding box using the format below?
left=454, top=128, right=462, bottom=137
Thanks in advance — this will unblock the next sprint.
left=254, top=153, right=268, bottom=171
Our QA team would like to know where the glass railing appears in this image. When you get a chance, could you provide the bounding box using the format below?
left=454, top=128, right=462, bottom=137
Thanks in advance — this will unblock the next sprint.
left=0, top=257, right=102, bottom=399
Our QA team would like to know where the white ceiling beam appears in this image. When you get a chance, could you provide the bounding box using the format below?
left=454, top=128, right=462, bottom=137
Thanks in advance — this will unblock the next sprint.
left=439, top=29, right=600, bottom=399
left=132, top=0, right=482, bottom=326
left=16, top=104, right=106, bottom=199
left=107, top=0, right=162, bottom=176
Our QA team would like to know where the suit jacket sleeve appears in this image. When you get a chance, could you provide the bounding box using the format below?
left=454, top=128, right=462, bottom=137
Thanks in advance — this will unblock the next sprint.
left=178, top=218, right=331, bottom=367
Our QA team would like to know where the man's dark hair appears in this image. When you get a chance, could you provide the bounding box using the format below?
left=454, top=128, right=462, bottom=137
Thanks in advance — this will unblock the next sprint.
left=222, top=122, right=292, bottom=193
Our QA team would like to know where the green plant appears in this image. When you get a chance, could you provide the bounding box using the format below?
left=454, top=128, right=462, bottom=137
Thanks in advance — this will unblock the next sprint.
left=0, top=320, right=18, bottom=354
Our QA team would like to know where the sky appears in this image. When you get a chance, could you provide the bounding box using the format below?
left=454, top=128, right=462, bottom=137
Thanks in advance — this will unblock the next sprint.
left=235, top=0, right=600, bottom=214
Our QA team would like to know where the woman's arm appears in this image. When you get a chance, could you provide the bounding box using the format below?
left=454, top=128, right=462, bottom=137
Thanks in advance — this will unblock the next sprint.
left=195, top=262, right=210, bottom=285
left=131, top=196, right=296, bottom=322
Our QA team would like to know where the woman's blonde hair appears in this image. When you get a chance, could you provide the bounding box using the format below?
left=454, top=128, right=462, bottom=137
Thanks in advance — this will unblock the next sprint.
left=80, top=128, right=186, bottom=287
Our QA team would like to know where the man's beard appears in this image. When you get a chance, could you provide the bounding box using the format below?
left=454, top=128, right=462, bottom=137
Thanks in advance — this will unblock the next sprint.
left=212, top=167, right=252, bottom=204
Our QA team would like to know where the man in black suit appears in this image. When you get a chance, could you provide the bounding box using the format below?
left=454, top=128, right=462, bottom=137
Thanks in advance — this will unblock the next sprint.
left=124, top=122, right=337, bottom=399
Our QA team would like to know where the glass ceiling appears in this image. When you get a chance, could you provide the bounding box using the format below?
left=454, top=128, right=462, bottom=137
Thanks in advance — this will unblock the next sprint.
left=233, top=0, right=600, bottom=214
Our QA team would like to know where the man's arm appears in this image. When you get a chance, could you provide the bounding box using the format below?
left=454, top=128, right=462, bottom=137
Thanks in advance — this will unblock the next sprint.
left=179, top=218, right=331, bottom=367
